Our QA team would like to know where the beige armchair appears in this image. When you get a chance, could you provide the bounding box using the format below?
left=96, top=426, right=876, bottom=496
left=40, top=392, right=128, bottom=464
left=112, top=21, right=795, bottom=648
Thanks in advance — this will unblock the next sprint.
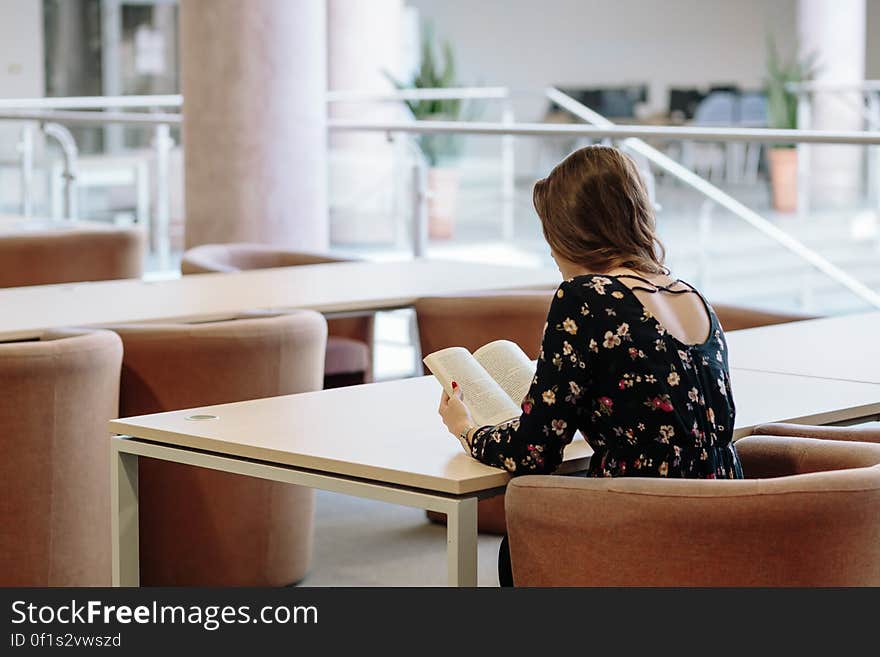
left=181, top=243, right=372, bottom=388
left=0, top=329, right=123, bottom=586
left=506, top=435, right=880, bottom=586
left=415, top=291, right=554, bottom=364
left=107, top=311, right=327, bottom=586
left=0, top=226, right=144, bottom=287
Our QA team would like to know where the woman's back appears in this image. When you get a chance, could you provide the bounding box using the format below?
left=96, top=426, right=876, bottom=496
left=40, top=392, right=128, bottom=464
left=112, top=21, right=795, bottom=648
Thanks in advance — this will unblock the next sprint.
left=466, top=273, right=740, bottom=481
left=570, top=273, right=739, bottom=479
left=620, top=273, right=711, bottom=346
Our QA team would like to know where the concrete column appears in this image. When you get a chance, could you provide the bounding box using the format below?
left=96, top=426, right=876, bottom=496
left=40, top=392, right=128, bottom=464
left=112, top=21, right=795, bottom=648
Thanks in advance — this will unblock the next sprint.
left=798, top=0, right=866, bottom=207
left=327, top=0, right=405, bottom=244
left=181, top=0, right=328, bottom=249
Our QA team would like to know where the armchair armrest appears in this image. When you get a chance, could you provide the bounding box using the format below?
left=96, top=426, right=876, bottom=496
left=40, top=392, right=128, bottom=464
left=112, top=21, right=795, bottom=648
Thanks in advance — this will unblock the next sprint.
left=736, top=435, right=880, bottom=478
left=752, top=423, right=880, bottom=444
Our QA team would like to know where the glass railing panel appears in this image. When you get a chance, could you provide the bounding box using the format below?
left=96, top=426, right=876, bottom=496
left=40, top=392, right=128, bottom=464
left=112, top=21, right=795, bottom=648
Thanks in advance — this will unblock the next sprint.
left=0, top=119, right=183, bottom=276
left=642, top=141, right=879, bottom=316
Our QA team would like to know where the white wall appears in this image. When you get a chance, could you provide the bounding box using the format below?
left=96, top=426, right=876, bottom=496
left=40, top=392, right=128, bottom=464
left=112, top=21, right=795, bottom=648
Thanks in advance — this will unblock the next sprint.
left=0, top=0, right=44, bottom=200
left=868, top=0, right=880, bottom=79
left=408, top=0, right=799, bottom=120
left=0, top=0, right=44, bottom=100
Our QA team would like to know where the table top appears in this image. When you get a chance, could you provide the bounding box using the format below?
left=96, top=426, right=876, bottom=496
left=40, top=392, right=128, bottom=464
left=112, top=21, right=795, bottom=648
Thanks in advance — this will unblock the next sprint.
left=728, top=368, right=880, bottom=431
left=109, top=368, right=880, bottom=496
left=0, top=260, right=561, bottom=341
left=0, top=215, right=113, bottom=235
left=727, top=312, right=880, bottom=384
left=111, top=375, right=593, bottom=496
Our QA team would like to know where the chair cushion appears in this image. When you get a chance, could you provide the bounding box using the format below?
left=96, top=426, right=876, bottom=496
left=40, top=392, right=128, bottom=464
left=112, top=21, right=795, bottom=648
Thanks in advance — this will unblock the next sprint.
left=325, top=336, right=370, bottom=376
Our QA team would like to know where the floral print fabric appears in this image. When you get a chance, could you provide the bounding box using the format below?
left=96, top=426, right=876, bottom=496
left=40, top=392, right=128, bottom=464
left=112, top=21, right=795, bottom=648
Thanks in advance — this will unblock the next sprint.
left=468, top=275, right=743, bottom=480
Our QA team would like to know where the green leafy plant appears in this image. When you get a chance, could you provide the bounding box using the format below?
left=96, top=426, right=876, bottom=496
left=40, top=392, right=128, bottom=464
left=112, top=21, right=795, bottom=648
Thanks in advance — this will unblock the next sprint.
left=764, top=35, right=819, bottom=146
left=385, top=21, right=467, bottom=166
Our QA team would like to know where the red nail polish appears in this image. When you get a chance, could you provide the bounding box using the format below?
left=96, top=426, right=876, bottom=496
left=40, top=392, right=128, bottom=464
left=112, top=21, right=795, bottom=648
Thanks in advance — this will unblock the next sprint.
left=451, top=381, right=458, bottom=389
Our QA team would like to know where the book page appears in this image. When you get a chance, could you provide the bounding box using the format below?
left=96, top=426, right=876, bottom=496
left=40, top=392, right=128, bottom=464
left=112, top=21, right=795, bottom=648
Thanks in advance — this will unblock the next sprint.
left=423, top=347, right=522, bottom=426
left=473, top=340, right=535, bottom=406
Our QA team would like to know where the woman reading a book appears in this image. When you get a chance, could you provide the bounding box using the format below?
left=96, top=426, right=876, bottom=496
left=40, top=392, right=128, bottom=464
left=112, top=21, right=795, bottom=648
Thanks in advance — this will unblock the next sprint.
left=438, top=145, right=742, bottom=585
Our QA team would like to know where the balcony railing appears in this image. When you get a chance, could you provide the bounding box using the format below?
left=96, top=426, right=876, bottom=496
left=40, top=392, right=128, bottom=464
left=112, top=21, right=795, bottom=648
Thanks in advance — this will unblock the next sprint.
left=1, top=89, right=879, bottom=310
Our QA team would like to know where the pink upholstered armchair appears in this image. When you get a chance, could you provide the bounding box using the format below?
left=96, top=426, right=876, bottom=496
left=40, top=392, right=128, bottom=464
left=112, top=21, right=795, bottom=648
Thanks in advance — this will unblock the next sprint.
left=506, top=435, right=880, bottom=586
left=0, top=329, right=123, bottom=586
left=181, top=243, right=373, bottom=388
left=0, top=226, right=144, bottom=287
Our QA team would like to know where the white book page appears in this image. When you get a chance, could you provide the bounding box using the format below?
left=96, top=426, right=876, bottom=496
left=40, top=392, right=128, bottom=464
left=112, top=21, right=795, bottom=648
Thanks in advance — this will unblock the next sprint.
left=473, top=339, right=535, bottom=407
left=423, top=347, right=521, bottom=426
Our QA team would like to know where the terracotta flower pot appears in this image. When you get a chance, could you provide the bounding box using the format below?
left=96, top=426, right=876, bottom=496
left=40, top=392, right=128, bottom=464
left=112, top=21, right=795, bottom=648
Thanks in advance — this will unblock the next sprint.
left=768, top=147, right=798, bottom=213
left=427, top=167, right=460, bottom=239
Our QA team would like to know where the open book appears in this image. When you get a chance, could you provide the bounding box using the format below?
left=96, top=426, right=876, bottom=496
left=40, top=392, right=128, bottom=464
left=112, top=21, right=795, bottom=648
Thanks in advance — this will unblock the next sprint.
left=423, top=340, right=535, bottom=426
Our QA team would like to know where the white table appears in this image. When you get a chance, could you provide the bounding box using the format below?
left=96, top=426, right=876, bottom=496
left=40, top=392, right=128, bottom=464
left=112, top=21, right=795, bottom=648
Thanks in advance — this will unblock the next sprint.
left=0, top=260, right=560, bottom=341
left=109, top=368, right=880, bottom=587
left=109, top=375, right=592, bottom=588
left=0, top=215, right=113, bottom=235
left=727, top=312, right=880, bottom=384
left=728, top=369, right=880, bottom=433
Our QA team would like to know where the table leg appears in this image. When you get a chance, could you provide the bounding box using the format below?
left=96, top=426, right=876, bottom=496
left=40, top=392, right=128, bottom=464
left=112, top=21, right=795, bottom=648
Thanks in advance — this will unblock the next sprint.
left=111, top=447, right=140, bottom=586
left=446, top=497, right=478, bottom=587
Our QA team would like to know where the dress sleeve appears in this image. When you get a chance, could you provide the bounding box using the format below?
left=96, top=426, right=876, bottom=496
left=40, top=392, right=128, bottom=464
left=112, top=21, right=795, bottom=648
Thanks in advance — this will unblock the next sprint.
left=467, top=279, right=592, bottom=474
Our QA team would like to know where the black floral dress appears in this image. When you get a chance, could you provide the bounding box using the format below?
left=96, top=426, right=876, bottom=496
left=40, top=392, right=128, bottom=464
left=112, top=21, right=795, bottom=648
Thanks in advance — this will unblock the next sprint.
left=467, top=274, right=743, bottom=480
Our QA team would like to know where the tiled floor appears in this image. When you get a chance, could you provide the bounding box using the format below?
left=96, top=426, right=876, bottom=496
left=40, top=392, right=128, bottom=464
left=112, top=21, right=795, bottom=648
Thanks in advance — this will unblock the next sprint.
left=301, top=490, right=503, bottom=587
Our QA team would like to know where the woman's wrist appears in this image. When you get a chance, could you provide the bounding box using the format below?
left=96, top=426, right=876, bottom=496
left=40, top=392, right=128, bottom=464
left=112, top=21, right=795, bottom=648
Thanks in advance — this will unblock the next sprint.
left=457, top=422, right=475, bottom=441
left=456, top=423, right=477, bottom=452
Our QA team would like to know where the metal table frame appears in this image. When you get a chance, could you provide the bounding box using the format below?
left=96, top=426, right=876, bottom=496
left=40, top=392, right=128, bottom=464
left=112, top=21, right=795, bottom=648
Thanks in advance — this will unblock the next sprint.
left=111, top=436, right=504, bottom=588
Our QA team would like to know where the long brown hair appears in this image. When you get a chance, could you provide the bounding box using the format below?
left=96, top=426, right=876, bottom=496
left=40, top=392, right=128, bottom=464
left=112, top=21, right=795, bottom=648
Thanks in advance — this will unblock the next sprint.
left=533, top=145, right=666, bottom=274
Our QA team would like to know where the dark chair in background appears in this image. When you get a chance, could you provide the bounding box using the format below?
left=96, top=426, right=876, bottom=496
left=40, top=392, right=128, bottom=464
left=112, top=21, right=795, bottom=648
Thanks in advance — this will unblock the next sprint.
left=555, top=85, right=649, bottom=120
left=668, top=87, right=706, bottom=121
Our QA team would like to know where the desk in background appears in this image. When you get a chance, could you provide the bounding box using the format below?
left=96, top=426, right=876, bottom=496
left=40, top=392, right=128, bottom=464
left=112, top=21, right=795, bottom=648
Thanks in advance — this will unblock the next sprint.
left=727, top=312, right=880, bottom=385
left=0, top=260, right=561, bottom=341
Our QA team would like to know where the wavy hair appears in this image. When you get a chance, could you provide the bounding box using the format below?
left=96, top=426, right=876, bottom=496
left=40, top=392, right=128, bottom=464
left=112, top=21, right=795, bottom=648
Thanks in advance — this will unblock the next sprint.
left=533, top=145, right=666, bottom=274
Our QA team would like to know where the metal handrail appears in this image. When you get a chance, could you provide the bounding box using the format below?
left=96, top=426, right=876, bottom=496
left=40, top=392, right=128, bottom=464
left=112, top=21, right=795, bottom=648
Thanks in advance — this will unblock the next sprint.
left=0, top=88, right=512, bottom=110
left=327, top=87, right=511, bottom=102
left=3, top=95, right=880, bottom=307
left=0, top=110, right=181, bottom=126
left=3, top=109, right=878, bottom=144
left=0, top=95, right=183, bottom=109
left=543, top=87, right=880, bottom=310
left=787, top=81, right=880, bottom=93
left=2, top=84, right=877, bottom=105
left=328, top=119, right=880, bottom=145
left=42, top=123, right=78, bottom=220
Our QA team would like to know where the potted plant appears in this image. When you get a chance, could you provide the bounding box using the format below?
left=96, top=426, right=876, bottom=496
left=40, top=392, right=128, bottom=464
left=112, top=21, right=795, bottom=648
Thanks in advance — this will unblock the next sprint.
left=764, top=36, right=818, bottom=213
left=387, top=22, right=466, bottom=239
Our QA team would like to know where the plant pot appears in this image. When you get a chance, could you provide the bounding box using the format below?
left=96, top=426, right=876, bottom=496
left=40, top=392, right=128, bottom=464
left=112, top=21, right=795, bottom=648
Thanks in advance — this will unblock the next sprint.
left=768, top=147, right=798, bottom=213
left=427, top=167, right=459, bottom=239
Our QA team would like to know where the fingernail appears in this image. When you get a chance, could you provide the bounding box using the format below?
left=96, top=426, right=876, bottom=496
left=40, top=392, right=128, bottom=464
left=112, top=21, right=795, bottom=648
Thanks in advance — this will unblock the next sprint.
left=451, top=381, right=458, bottom=389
